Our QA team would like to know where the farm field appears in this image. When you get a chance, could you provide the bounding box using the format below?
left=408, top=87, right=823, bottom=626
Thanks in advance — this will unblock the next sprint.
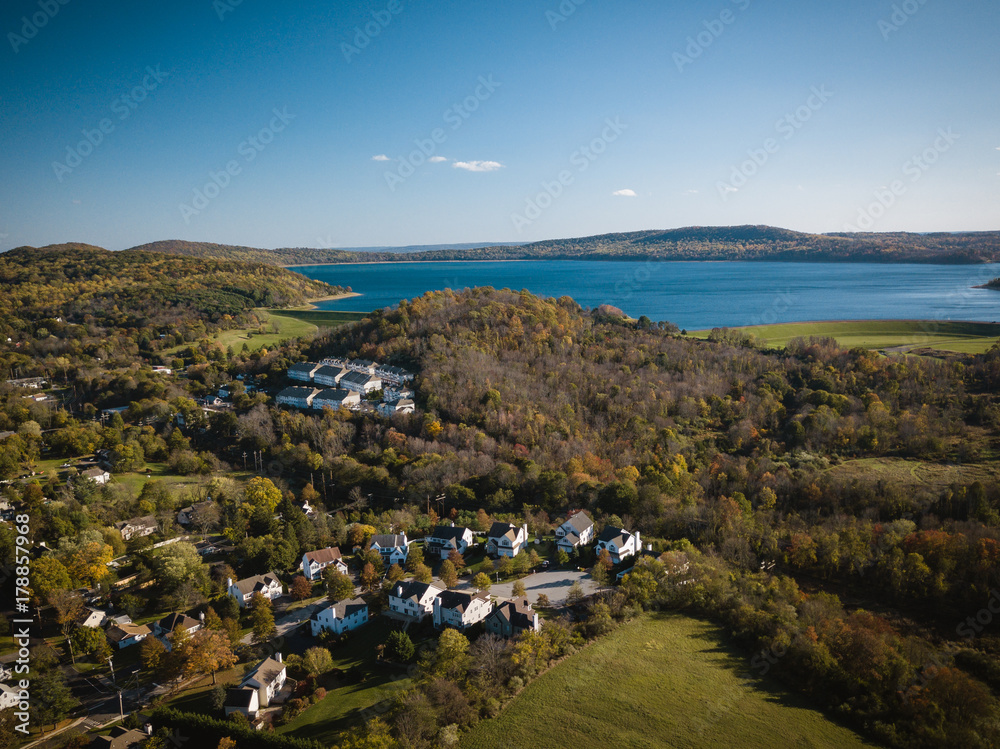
left=821, top=456, right=1000, bottom=494
left=689, top=319, right=1000, bottom=353
left=461, top=613, right=875, bottom=749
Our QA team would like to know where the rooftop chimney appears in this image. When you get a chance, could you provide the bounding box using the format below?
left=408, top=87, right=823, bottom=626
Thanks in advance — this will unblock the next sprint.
left=276, top=653, right=282, bottom=663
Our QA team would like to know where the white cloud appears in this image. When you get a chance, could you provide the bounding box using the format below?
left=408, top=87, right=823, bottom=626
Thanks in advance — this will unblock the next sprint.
left=371, top=154, right=390, bottom=161
left=612, top=189, right=637, bottom=197
left=428, top=156, right=448, bottom=163
left=685, top=189, right=699, bottom=194
left=453, top=160, right=503, bottom=172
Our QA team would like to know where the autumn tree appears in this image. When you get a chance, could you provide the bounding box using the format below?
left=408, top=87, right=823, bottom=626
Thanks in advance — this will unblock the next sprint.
left=439, top=560, right=459, bottom=589
left=301, top=646, right=334, bottom=676
left=250, top=593, right=276, bottom=643
left=360, top=562, right=380, bottom=592
left=325, top=567, right=355, bottom=601
left=290, top=575, right=312, bottom=601
left=472, top=572, right=492, bottom=592
left=181, top=629, right=237, bottom=684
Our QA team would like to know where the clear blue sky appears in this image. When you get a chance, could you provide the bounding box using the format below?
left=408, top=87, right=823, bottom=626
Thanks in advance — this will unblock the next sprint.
left=1, top=0, right=998, bottom=250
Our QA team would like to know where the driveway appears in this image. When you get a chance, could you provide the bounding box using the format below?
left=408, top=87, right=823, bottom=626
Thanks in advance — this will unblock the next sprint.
left=460, top=568, right=598, bottom=605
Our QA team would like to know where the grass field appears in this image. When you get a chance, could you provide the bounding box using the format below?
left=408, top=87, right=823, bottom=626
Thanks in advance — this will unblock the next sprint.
left=823, top=456, right=1000, bottom=493
left=461, top=614, right=875, bottom=749
left=689, top=320, right=1000, bottom=354
left=278, top=617, right=426, bottom=745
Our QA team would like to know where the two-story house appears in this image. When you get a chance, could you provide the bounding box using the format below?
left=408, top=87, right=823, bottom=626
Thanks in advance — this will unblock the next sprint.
left=370, top=534, right=410, bottom=566
left=312, top=388, right=361, bottom=412
left=311, top=597, right=369, bottom=636
left=114, top=515, right=157, bottom=541
left=387, top=580, right=443, bottom=622
left=301, top=547, right=347, bottom=581
left=595, top=526, right=640, bottom=565
left=105, top=622, right=151, bottom=649
left=425, top=525, right=475, bottom=560
left=275, top=386, right=320, bottom=409
left=153, top=612, right=202, bottom=650
left=432, top=590, right=493, bottom=630
left=228, top=573, right=283, bottom=608
left=486, top=522, right=529, bottom=558
left=241, top=654, right=287, bottom=708
left=484, top=598, right=540, bottom=638
left=555, top=510, right=595, bottom=554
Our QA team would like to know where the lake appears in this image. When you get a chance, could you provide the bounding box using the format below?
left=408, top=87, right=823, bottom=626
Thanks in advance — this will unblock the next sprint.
left=292, top=260, right=1000, bottom=331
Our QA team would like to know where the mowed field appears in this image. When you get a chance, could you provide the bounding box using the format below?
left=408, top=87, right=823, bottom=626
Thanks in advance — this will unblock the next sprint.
left=689, top=320, right=1000, bottom=353
left=461, top=614, right=876, bottom=749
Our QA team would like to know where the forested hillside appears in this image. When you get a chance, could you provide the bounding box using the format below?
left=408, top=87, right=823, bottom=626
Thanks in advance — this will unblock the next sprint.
left=132, top=226, right=1000, bottom=266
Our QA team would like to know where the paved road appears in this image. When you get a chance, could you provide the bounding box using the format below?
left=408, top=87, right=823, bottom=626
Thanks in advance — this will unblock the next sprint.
left=458, top=568, right=598, bottom=605
left=240, top=598, right=329, bottom=644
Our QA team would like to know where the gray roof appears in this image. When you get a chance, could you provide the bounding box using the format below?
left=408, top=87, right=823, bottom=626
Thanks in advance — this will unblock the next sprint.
left=370, top=534, right=407, bottom=550
left=563, top=511, right=593, bottom=534
left=317, top=597, right=367, bottom=620
left=225, top=686, right=257, bottom=708
left=243, top=656, right=285, bottom=688
left=391, top=580, right=442, bottom=602
left=436, top=589, right=488, bottom=613
left=487, top=522, right=520, bottom=541
left=489, top=598, right=536, bottom=629
left=288, top=362, right=319, bottom=374
left=313, top=365, right=345, bottom=379
left=276, top=386, right=318, bottom=399
left=313, top=388, right=355, bottom=403
left=232, top=572, right=281, bottom=595
left=428, top=525, right=471, bottom=542
left=597, top=526, right=631, bottom=547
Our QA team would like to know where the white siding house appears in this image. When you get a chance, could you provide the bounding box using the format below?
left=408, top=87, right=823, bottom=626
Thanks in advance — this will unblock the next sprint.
left=432, top=590, right=493, bottom=630
left=426, top=525, right=474, bottom=560
left=313, top=365, right=348, bottom=388
left=486, top=522, right=529, bottom=558
left=555, top=511, right=594, bottom=553
left=311, top=597, right=368, bottom=636
left=276, top=386, right=320, bottom=409
left=370, top=534, right=410, bottom=566
left=228, top=573, right=283, bottom=608
left=288, top=362, right=322, bottom=382
left=595, top=526, right=640, bottom=565
left=312, top=388, right=361, bottom=412
left=302, top=547, right=347, bottom=580
left=387, top=581, right=443, bottom=622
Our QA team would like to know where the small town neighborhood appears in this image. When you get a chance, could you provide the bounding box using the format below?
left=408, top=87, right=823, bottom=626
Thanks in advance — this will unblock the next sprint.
left=277, top=358, right=416, bottom=418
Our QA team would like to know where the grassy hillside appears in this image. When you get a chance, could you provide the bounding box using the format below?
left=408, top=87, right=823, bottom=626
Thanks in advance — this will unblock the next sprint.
left=461, top=614, right=875, bottom=749
left=689, top=320, right=1000, bottom=353
left=132, top=226, right=1000, bottom=266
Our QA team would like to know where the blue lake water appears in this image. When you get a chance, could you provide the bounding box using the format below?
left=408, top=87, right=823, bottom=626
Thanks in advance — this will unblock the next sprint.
left=292, top=261, right=1000, bottom=330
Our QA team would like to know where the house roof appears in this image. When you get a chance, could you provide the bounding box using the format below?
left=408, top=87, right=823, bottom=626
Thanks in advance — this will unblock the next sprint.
left=288, top=362, right=319, bottom=374
left=340, top=371, right=380, bottom=388
left=313, top=388, right=356, bottom=404
left=428, top=525, right=471, bottom=542
left=304, top=547, right=343, bottom=565
left=225, top=686, right=257, bottom=708
left=370, top=534, right=407, bottom=550
left=436, top=590, right=489, bottom=613
left=243, top=656, right=285, bottom=688
left=82, top=467, right=109, bottom=478
left=277, top=386, right=319, bottom=399
left=91, top=725, right=149, bottom=748
left=156, top=612, right=200, bottom=633
left=562, top=511, right=593, bottom=534
left=316, top=597, right=367, bottom=621
left=490, top=598, right=536, bottom=630
left=313, top=365, right=345, bottom=379
left=597, top=526, right=632, bottom=547
left=105, top=623, right=151, bottom=643
left=391, top=580, right=442, bottom=602
left=487, top=522, right=521, bottom=541
left=232, top=573, right=281, bottom=596
left=114, top=514, right=157, bottom=531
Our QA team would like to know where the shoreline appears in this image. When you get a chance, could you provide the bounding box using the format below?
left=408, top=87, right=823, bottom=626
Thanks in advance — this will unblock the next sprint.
left=688, top=318, right=1000, bottom=333
left=282, top=291, right=362, bottom=310
left=283, top=259, right=549, bottom=268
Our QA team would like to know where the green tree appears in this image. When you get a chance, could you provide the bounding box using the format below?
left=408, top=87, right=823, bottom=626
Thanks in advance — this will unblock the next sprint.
left=141, top=636, right=167, bottom=673
left=325, top=567, right=355, bottom=601
left=32, top=669, right=78, bottom=733
left=439, top=560, right=459, bottom=589
left=242, top=476, right=282, bottom=516
left=405, top=543, right=424, bottom=571
left=472, top=572, right=492, bottom=592
left=511, top=580, right=527, bottom=598
left=301, top=646, right=334, bottom=676
left=250, top=593, right=276, bottom=643
left=412, top=563, right=433, bottom=584
left=426, top=628, right=470, bottom=681
left=385, top=630, right=415, bottom=662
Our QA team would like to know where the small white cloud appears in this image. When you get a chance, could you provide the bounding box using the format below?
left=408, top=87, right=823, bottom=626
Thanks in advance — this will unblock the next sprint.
left=453, top=160, right=503, bottom=172
left=612, top=189, right=637, bottom=197
left=428, top=156, right=448, bottom=163
left=720, top=185, right=739, bottom=194
left=372, top=154, right=390, bottom=161
left=685, top=189, right=699, bottom=194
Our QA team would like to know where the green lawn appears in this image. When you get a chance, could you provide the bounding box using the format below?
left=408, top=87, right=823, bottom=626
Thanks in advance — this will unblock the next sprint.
left=110, top=461, right=203, bottom=495
left=278, top=617, right=425, bottom=746
left=689, top=320, right=1000, bottom=354
left=461, top=613, right=876, bottom=749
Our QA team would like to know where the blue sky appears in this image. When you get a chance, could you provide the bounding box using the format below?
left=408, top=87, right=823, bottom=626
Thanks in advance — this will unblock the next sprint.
left=1, top=0, right=998, bottom=250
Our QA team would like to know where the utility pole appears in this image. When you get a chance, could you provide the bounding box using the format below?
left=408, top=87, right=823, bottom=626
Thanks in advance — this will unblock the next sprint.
left=118, top=690, right=124, bottom=722
left=242, top=451, right=247, bottom=470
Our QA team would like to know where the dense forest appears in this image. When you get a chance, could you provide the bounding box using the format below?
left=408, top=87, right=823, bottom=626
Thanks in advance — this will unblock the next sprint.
left=0, top=245, right=344, bottom=378
left=131, top=226, right=1000, bottom=266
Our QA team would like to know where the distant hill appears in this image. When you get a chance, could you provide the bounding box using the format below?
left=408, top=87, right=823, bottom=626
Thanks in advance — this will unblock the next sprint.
left=130, top=226, right=1000, bottom=266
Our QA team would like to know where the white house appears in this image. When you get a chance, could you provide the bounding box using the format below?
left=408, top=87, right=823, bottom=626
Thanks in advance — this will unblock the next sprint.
left=114, top=515, right=157, bottom=541
left=228, top=573, right=283, bottom=608
left=555, top=510, right=594, bottom=553
left=224, top=686, right=260, bottom=719
left=0, top=684, right=20, bottom=711
left=313, top=365, right=348, bottom=388
left=375, top=364, right=414, bottom=384
left=376, top=398, right=415, bottom=417
left=177, top=500, right=215, bottom=527
left=288, top=362, right=322, bottom=382
left=425, top=525, right=474, bottom=560
left=340, top=371, right=383, bottom=394
left=387, top=580, right=443, bottom=622
left=312, top=388, right=361, bottom=411
left=370, top=534, right=410, bottom=566
left=432, top=590, right=493, bottom=630
left=153, top=612, right=202, bottom=649
left=105, top=622, right=151, bottom=649
left=347, top=359, right=378, bottom=374
left=485, top=598, right=540, bottom=639
left=276, top=386, right=320, bottom=409
left=241, top=654, right=286, bottom=708
left=311, top=597, right=369, bottom=636
left=301, top=547, right=347, bottom=581
left=595, top=526, right=640, bottom=565
left=77, top=607, right=108, bottom=629
left=81, top=467, right=111, bottom=485
left=486, top=522, right=529, bottom=558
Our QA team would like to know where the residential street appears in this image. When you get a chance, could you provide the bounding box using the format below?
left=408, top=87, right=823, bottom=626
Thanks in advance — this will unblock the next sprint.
left=458, top=567, right=598, bottom=604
